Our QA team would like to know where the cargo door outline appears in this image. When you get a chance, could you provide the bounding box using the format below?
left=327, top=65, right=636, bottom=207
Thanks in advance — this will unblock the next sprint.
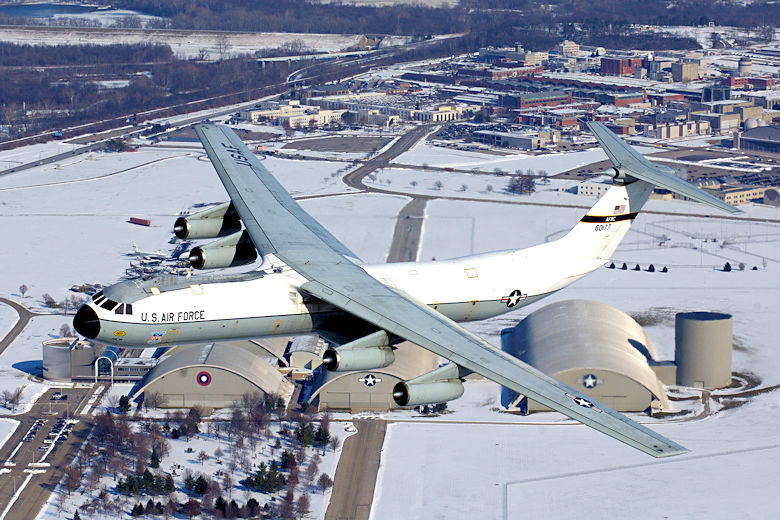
left=462, top=300, right=480, bottom=321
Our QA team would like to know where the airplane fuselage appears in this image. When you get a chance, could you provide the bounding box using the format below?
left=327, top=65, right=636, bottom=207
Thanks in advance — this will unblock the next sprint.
left=75, top=243, right=605, bottom=348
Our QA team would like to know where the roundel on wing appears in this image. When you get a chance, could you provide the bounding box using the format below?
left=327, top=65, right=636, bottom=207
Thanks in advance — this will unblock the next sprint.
left=196, top=371, right=212, bottom=386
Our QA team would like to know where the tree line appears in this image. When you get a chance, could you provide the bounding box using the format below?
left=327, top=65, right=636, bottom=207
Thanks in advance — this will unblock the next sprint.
left=0, top=42, right=172, bottom=67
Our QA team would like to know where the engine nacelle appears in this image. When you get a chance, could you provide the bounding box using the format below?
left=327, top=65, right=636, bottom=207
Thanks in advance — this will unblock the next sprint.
left=392, top=363, right=467, bottom=407
left=189, top=230, right=257, bottom=269
left=321, top=346, right=395, bottom=372
left=174, top=201, right=241, bottom=240
left=392, top=380, right=464, bottom=407
left=321, top=330, right=394, bottom=371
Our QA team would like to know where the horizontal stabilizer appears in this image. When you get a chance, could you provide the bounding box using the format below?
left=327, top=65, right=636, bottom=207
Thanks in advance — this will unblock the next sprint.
left=587, top=121, right=741, bottom=214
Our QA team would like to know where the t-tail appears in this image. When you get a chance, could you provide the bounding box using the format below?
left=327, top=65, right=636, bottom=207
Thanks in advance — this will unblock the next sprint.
left=553, top=122, right=740, bottom=263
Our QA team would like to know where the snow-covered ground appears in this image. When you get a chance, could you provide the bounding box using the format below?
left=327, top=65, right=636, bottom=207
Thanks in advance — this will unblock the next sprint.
left=371, top=388, right=780, bottom=520
left=0, top=418, right=19, bottom=453
left=0, top=27, right=411, bottom=60
left=0, top=145, right=398, bottom=307
left=391, top=141, right=661, bottom=173
left=0, top=303, right=18, bottom=342
left=0, top=315, right=70, bottom=416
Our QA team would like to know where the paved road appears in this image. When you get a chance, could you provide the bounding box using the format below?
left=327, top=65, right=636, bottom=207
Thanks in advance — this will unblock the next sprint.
left=325, top=420, right=387, bottom=520
left=342, top=125, right=435, bottom=191
left=0, top=298, right=42, bottom=357
left=386, top=197, right=429, bottom=263
left=0, top=386, right=99, bottom=520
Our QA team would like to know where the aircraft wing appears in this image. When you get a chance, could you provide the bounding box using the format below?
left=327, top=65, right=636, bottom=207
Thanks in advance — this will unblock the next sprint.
left=195, top=123, right=688, bottom=458
left=195, top=124, right=358, bottom=261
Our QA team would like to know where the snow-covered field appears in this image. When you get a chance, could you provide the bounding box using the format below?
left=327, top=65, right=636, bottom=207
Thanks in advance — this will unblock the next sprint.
left=0, top=418, right=19, bottom=452
left=390, top=141, right=662, bottom=172
left=371, top=388, right=780, bottom=520
left=0, top=27, right=411, bottom=60
left=0, top=145, right=397, bottom=307
left=0, top=303, right=18, bottom=342
left=0, top=315, right=69, bottom=416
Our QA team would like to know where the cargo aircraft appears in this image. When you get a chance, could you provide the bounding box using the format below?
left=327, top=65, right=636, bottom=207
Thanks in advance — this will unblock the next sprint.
left=74, top=122, right=739, bottom=458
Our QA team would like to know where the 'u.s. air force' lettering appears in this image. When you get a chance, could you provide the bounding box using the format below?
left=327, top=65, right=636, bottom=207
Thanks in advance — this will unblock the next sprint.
left=140, top=310, right=205, bottom=323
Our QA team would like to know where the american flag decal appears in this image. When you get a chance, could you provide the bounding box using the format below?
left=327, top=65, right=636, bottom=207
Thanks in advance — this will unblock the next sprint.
left=613, top=205, right=626, bottom=214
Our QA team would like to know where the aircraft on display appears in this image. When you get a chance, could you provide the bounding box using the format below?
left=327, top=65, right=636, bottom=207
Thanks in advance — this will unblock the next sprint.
left=74, top=122, right=739, bottom=458
left=130, top=242, right=168, bottom=261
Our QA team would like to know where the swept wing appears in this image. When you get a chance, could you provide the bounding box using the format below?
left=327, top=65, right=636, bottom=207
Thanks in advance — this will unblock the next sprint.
left=195, top=123, right=688, bottom=458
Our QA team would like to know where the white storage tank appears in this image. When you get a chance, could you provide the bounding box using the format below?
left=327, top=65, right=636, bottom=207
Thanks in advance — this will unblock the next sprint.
left=675, top=312, right=732, bottom=388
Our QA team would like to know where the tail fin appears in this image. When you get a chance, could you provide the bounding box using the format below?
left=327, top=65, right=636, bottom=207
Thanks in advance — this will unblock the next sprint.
left=558, top=181, right=653, bottom=261
left=555, top=123, right=740, bottom=262
left=587, top=122, right=740, bottom=214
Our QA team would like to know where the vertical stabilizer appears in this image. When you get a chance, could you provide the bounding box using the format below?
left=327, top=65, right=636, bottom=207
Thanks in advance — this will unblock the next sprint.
left=557, top=180, right=654, bottom=261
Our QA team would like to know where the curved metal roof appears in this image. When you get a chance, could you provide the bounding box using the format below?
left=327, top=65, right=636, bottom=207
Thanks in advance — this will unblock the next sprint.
left=130, top=342, right=291, bottom=399
left=97, top=346, right=121, bottom=363
left=503, top=299, right=668, bottom=408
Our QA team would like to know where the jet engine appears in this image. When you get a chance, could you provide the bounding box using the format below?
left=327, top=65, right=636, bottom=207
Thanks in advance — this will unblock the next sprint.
left=322, top=330, right=395, bottom=372
left=189, top=230, right=258, bottom=269
left=174, top=201, right=241, bottom=240
left=392, top=363, right=466, bottom=407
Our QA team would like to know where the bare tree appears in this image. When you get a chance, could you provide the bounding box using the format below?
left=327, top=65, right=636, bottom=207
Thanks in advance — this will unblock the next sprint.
left=19, top=284, right=28, bottom=298
left=222, top=473, right=233, bottom=498
left=295, top=493, right=311, bottom=520
left=64, top=467, right=83, bottom=495
left=60, top=324, right=72, bottom=337
left=2, top=386, right=23, bottom=411
left=433, top=180, right=443, bottom=190
left=197, top=450, right=209, bottom=465
left=144, top=392, right=165, bottom=411
left=316, top=473, right=333, bottom=494
left=305, top=459, right=319, bottom=483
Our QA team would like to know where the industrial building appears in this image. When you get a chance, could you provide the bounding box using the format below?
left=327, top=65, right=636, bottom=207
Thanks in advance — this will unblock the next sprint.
left=472, top=130, right=550, bottom=150
left=734, top=125, right=780, bottom=154
left=42, top=338, right=155, bottom=382
left=240, top=100, right=346, bottom=128
left=500, top=300, right=734, bottom=413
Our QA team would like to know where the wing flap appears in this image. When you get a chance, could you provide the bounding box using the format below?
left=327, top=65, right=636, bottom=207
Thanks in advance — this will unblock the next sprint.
left=302, top=279, right=689, bottom=458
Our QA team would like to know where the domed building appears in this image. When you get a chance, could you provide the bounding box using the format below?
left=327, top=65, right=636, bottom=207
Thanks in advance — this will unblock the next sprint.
left=500, top=299, right=673, bottom=413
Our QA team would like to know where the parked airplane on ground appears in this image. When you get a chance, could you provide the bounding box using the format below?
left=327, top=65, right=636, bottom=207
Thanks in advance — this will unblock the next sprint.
left=129, top=242, right=168, bottom=261
left=75, top=122, right=738, bottom=458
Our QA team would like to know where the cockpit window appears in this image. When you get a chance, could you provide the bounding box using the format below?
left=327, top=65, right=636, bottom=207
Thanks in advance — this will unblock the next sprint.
left=101, top=298, right=118, bottom=310
left=125, top=304, right=133, bottom=315
left=92, top=290, right=104, bottom=301
left=93, top=295, right=106, bottom=305
left=115, top=304, right=125, bottom=315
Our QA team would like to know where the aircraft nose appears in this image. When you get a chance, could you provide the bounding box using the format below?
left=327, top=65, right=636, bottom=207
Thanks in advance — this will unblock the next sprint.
left=73, top=305, right=100, bottom=339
